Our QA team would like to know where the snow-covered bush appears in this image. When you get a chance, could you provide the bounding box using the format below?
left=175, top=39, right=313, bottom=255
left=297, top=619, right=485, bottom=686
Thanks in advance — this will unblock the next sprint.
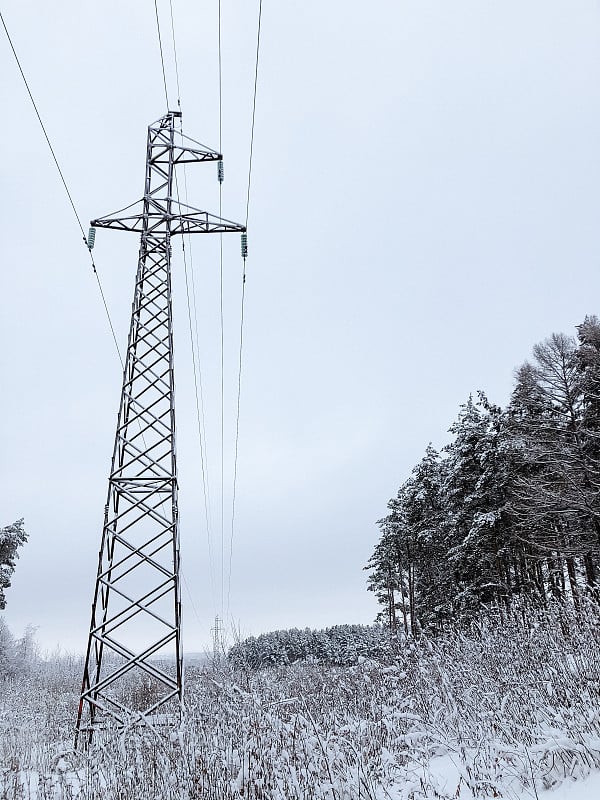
left=0, top=621, right=40, bottom=678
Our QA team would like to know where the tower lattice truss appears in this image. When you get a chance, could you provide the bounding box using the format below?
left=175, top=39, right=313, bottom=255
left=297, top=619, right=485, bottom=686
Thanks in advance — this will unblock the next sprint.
left=76, top=112, right=244, bottom=744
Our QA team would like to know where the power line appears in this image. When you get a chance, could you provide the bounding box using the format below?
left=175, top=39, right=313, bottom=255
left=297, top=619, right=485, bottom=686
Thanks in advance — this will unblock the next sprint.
left=154, top=0, right=170, bottom=109
left=227, top=259, right=247, bottom=617
left=166, top=6, right=217, bottom=609
left=178, top=169, right=220, bottom=618
left=165, top=4, right=218, bottom=615
left=3, top=2, right=232, bottom=655
left=2, top=10, right=188, bottom=598
left=218, top=0, right=226, bottom=620
left=245, top=0, right=263, bottom=228
left=1, top=11, right=84, bottom=239
left=179, top=224, right=218, bottom=612
left=0, top=7, right=123, bottom=366
left=2, top=14, right=203, bottom=570
left=227, top=0, right=263, bottom=617
left=181, top=228, right=220, bottom=600
left=168, top=0, right=182, bottom=108
left=93, top=273, right=124, bottom=368
left=218, top=0, right=223, bottom=153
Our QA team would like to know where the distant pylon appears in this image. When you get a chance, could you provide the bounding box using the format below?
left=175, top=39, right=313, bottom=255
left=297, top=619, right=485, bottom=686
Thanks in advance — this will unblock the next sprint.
left=212, top=614, right=223, bottom=659
left=75, top=111, right=245, bottom=747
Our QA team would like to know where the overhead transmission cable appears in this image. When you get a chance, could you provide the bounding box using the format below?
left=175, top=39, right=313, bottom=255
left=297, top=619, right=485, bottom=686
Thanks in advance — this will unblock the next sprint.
left=3, top=1, right=212, bottom=641
left=226, top=0, right=263, bottom=618
left=180, top=225, right=219, bottom=613
left=154, top=0, right=170, bottom=109
left=152, top=0, right=263, bottom=631
left=245, top=0, right=263, bottom=228
left=2, top=8, right=199, bottom=661
left=165, top=0, right=220, bottom=620
left=218, top=0, right=226, bottom=622
left=166, top=0, right=219, bottom=617
left=0, top=8, right=123, bottom=366
left=168, top=0, right=182, bottom=108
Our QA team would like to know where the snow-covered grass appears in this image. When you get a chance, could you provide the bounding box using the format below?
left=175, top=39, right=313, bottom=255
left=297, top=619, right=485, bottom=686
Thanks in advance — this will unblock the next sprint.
left=1, top=605, right=600, bottom=799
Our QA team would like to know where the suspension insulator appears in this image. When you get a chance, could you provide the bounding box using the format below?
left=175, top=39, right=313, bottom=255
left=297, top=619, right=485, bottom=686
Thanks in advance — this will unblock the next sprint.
left=217, top=160, right=224, bottom=184
left=87, top=227, right=96, bottom=250
left=241, top=232, right=248, bottom=258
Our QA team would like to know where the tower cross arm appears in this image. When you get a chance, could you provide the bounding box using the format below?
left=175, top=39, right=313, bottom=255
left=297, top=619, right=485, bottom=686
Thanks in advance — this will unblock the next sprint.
left=91, top=204, right=245, bottom=236
left=171, top=210, right=246, bottom=235
left=171, top=145, right=222, bottom=164
left=91, top=214, right=145, bottom=234
left=149, top=144, right=222, bottom=165
left=149, top=123, right=223, bottom=164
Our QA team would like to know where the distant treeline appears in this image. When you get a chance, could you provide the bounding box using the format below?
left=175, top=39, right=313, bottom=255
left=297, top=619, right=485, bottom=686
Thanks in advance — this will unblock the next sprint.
left=227, top=624, right=391, bottom=668
left=366, top=316, right=600, bottom=634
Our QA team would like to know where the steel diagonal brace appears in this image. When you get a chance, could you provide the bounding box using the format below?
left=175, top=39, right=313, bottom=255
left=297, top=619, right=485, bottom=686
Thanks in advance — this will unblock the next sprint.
left=102, top=533, right=174, bottom=584
left=95, top=600, right=174, bottom=645
left=117, top=432, right=173, bottom=475
left=94, top=578, right=176, bottom=635
left=124, top=358, right=171, bottom=395
left=95, top=594, right=176, bottom=649
left=115, top=433, right=171, bottom=477
left=106, top=487, right=172, bottom=534
left=87, top=631, right=178, bottom=695
left=110, top=531, right=173, bottom=572
left=80, top=696, right=127, bottom=727
left=117, top=397, right=172, bottom=442
left=119, top=397, right=172, bottom=439
left=123, top=362, right=171, bottom=399
left=141, top=689, right=181, bottom=718
left=108, top=518, right=174, bottom=568
left=97, top=628, right=178, bottom=678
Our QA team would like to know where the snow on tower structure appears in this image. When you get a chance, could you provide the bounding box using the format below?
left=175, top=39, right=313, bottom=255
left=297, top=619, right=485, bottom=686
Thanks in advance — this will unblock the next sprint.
left=75, top=111, right=245, bottom=746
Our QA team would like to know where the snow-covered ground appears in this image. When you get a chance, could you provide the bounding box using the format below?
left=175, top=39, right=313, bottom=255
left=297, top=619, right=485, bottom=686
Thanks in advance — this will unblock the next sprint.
left=420, top=755, right=600, bottom=799
left=540, top=771, right=600, bottom=800
left=2, top=608, right=600, bottom=799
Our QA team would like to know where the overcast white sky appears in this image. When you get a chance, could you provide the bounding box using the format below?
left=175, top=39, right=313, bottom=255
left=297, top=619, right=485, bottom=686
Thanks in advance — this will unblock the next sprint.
left=2, top=0, right=600, bottom=653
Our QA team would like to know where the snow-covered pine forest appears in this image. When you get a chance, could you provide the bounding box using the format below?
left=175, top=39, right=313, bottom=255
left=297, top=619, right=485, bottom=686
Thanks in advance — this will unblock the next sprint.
left=3, top=319, right=600, bottom=799
left=366, top=316, right=600, bottom=634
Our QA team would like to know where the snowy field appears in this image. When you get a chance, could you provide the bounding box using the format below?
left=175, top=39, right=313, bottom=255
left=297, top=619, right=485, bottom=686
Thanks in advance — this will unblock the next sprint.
left=1, top=607, right=600, bottom=799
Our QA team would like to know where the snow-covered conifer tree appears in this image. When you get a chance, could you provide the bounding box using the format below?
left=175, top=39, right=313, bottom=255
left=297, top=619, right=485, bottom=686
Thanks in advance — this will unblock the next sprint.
left=0, top=519, right=27, bottom=610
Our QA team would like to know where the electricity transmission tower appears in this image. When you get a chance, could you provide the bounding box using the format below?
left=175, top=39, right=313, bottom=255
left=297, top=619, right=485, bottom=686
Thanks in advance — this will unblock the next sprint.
left=75, top=111, right=245, bottom=746
left=212, top=614, right=224, bottom=660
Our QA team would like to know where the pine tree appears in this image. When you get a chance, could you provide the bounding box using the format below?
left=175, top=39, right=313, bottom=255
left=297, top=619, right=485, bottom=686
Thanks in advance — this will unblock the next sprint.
left=365, top=530, right=404, bottom=633
left=0, top=519, right=27, bottom=610
left=441, top=396, right=515, bottom=617
left=401, top=445, right=448, bottom=631
left=367, top=446, right=448, bottom=634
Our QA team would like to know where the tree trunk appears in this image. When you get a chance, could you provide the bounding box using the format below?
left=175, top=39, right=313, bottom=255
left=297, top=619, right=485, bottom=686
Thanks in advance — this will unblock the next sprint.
left=565, top=556, right=580, bottom=609
left=583, top=552, right=597, bottom=585
left=546, top=555, right=562, bottom=599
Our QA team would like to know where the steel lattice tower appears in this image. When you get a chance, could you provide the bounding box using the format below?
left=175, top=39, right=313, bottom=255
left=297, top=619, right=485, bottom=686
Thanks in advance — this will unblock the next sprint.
left=75, top=111, right=245, bottom=746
